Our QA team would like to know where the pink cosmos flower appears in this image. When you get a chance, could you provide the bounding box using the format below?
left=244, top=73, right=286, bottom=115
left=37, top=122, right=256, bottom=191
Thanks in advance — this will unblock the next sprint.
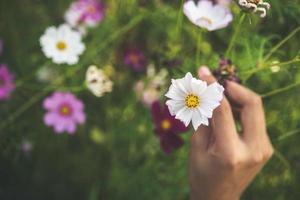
left=43, top=92, right=86, bottom=134
left=65, top=0, right=105, bottom=28
left=124, top=48, right=147, bottom=72
left=0, top=64, right=15, bottom=100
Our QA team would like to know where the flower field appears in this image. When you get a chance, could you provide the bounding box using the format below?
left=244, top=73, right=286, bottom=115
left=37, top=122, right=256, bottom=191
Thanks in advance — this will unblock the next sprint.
left=0, top=0, right=300, bottom=199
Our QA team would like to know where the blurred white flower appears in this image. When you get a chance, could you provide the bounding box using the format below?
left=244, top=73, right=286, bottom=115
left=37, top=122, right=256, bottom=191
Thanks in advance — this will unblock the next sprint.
left=40, top=24, right=85, bottom=65
left=21, top=139, right=33, bottom=154
left=134, top=64, right=169, bottom=107
left=36, top=66, right=59, bottom=83
left=165, top=72, right=224, bottom=130
left=142, top=88, right=160, bottom=107
left=270, top=61, right=280, bottom=73
left=86, top=65, right=113, bottom=97
left=147, top=64, right=168, bottom=88
left=183, top=0, right=233, bottom=31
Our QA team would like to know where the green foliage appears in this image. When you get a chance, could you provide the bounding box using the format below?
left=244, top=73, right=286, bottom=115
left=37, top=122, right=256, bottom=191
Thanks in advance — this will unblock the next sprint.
left=0, top=0, right=300, bottom=199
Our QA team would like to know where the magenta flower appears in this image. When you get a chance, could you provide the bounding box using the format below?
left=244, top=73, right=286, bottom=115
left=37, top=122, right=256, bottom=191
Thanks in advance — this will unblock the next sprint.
left=151, top=101, right=189, bottom=154
left=124, top=48, right=147, bottom=71
left=213, top=55, right=241, bottom=85
left=65, top=0, right=105, bottom=28
left=43, top=92, right=86, bottom=134
left=0, top=64, right=15, bottom=100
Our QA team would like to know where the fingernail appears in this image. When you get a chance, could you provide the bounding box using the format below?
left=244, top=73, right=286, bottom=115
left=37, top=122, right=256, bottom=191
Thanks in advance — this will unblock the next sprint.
left=198, top=66, right=211, bottom=78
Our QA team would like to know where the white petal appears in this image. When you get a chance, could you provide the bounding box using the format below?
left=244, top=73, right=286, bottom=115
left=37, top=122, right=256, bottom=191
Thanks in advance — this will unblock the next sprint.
left=184, top=0, right=232, bottom=31
left=166, top=99, right=185, bottom=116
left=190, top=78, right=207, bottom=96
left=199, top=106, right=213, bottom=118
left=165, top=84, right=185, bottom=100
left=201, top=82, right=224, bottom=102
left=175, top=107, right=193, bottom=127
left=183, top=1, right=200, bottom=25
left=191, top=109, right=203, bottom=130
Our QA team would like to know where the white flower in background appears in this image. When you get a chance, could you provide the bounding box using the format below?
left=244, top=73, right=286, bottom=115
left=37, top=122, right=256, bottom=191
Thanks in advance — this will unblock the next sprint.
left=134, top=64, right=169, bottom=107
left=165, top=72, right=224, bottom=130
left=36, top=66, right=59, bottom=83
left=270, top=61, right=280, bottom=73
left=238, top=0, right=270, bottom=18
left=183, top=0, right=233, bottom=31
left=39, top=24, right=85, bottom=65
left=146, top=64, right=168, bottom=88
left=86, top=65, right=113, bottom=97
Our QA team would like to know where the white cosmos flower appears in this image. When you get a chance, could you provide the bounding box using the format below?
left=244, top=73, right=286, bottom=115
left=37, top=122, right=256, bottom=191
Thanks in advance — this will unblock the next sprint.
left=183, top=0, right=233, bottom=31
left=40, top=24, right=85, bottom=65
left=86, top=65, right=113, bottom=97
left=165, top=72, right=224, bottom=130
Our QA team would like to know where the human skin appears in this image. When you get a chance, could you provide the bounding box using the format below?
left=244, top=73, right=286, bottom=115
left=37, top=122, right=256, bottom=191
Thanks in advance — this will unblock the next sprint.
left=189, top=67, right=274, bottom=200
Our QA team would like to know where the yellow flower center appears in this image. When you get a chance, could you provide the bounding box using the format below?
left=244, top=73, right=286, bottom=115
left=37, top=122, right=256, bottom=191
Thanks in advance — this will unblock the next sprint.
left=185, top=94, right=200, bottom=108
left=87, top=5, right=96, bottom=13
left=56, top=41, right=67, bottom=51
left=60, top=105, right=71, bottom=116
left=129, top=53, right=140, bottom=65
left=199, top=17, right=213, bottom=25
left=161, top=119, right=171, bottom=130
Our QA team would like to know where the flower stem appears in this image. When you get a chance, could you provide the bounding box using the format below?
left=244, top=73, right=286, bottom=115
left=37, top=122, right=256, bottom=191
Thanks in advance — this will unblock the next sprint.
left=262, top=26, right=300, bottom=62
left=273, top=148, right=290, bottom=169
left=242, top=57, right=300, bottom=81
left=0, top=67, right=78, bottom=131
left=225, top=13, right=246, bottom=58
left=277, top=129, right=300, bottom=141
left=176, top=0, right=184, bottom=39
left=196, top=29, right=203, bottom=66
left=261, top=81, right=300, bottom=98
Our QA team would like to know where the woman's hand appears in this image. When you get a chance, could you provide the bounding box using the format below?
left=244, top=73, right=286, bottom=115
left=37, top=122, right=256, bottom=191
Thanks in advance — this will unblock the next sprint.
left=189, top=67, right=274, bottom=200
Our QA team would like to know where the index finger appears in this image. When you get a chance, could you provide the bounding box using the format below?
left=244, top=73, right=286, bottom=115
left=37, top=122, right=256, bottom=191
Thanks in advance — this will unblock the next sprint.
left=198, top=68, right=238, bottom=143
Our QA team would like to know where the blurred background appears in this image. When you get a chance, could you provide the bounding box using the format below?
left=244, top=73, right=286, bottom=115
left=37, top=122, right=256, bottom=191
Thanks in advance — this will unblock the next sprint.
left=0, top=0, right=300, bottom=199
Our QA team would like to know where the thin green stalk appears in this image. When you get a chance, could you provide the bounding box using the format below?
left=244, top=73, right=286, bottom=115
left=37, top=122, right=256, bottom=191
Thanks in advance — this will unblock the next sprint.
left=0, top=91, right=47, bottom=131
left=263, top=26, right=300, bottom=62
left=225, top=13, right=246, bottom=58
left=175, top=0, right=184, bottom=39
left=15, top=60, right=52, bottom=88
left=277, top=129, right=300, bottom=141
left=261, top=81, right=300, bottom=98
left=81, top=14, right=146, bottom=64
left=196, top=29, right=202, bottom=65
left=273, top=148, right=290, bottom=169
left=0, top=67, right=79, bottom=131
left=242, top=58, right=300, bottom=81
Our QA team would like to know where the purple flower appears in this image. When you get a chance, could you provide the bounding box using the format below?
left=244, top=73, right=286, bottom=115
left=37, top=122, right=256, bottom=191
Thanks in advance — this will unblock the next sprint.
left=151, top=101, right=189, bottom=154
left=124, top=48, right=147, bottom=71
left=213, top=55, right=241, bottom=85
left=65, top=0, right=105, bottom=28
left=0, top=64, right=15, bottom=100
left=43, top=92, right=86, bottom=134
